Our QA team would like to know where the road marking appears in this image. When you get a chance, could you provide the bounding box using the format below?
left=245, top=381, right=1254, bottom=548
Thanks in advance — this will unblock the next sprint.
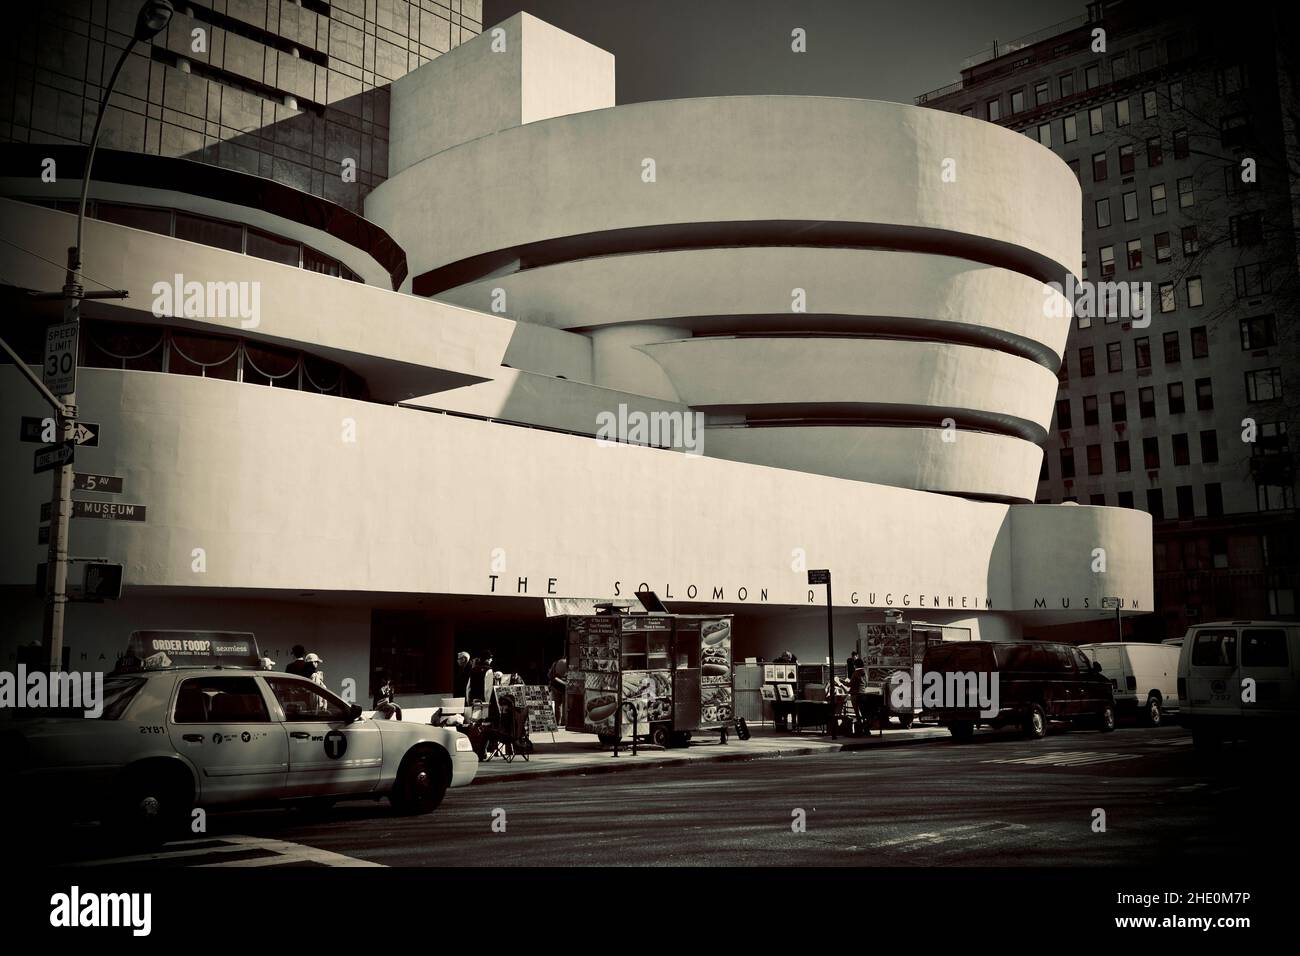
left=77, top=835, right=383, bottom=868
left=981, top=750, right=1142, bottom=768
left=866, top=821, right=1027, bottom=851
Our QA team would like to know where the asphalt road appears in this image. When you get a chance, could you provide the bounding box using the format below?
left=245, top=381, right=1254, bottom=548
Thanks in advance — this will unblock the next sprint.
left=58, top=725, right=1296, bottom=867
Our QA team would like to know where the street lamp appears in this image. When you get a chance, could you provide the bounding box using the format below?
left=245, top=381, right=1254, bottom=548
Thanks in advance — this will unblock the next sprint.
left=44, top=0, right=173, bottom=672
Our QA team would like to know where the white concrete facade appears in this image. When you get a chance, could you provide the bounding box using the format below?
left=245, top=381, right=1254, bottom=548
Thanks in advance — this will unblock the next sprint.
left=0, top=14, right=1152, bottom=686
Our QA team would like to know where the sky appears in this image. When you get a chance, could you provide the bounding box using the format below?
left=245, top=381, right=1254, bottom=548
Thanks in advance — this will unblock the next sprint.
left=482, top=0, right=1084, bottom=106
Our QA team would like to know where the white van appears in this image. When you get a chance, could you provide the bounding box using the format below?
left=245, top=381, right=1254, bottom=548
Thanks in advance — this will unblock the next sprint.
left=1081, top=642, right=1181, bottom=725
left=1177, top=621, right=1300, bottom=748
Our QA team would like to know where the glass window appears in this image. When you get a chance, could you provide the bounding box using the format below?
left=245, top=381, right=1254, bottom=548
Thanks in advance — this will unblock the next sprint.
left=1089, top=106, right=1104, bottom=134
left=1038, top=122, right=1052, bottom=147
left=1126, top=238, right=1142, bottom=270
left=1087, top=444, right=1103, bottom=475
left=1245, top=368, right=1284, bottom=403
left=1168, top=381, right=1185, bottom=414
left=1060, top=72, right=1075, bottom=97
left=1196, top=376, right=1213, bottom=409
left=1095, top=198, right=1111, bottom=228
left=1134, top=335, right=1151, bottom=367
left=1123, top=192, right=1138, bottom=222
left=1155, top=232, right=1171, bottom=263
left=1109, top=391, right=1127, bottom=423
left=1173, top=433, right=1190, bottom=466
left=1170, top=81, right=1183, bottom=108
left=247, top=228, right=301, bottom=267
left=1177, top=176, right=1194, bottom=207
left=1107, top=341, right=1123, bottom=372
left=173, top=677, right=271, bottom=723
left=1056, top=398, right=1073, bottom=430
left=1143, top=90, right=1158, bottom=117
left=1163, top=331, right=1180, bottom=363
left=1011, top=89, right=1025, bottom=113
left=1093, top=151, right=1108, bottom=181
left=1147, top=136, right=1163, bottom=167
left=1085, top=64, right=1100, bottom=89
left=1234, top=262, right=1265, bottom=297
left=1059, top=447, right=1075, bottom=479
left=1063, top=114, right=1078, bottom=142
left=1100, top=245, right=1115, bottom=277
left=1200, top=429, right=1218, bottom=463
left=1116, top=98, right=1130, bottom=127
left=168, top=331, right=240, bottom=380
left=1139, top=386, right=1156, bottom=418
left=1242, top=630, right=1288, bottom=667
left=1159, top=283, right=1176, bottom=313
left=1240, top=315, right=1276, bottom=350
left=1118, top=490, right=1134, bottom=507
left=1080, top=346, right=1096, bottom=377
left=1230, top=213, right=1263, bottom=247
left=1120, top=144, right=1135, bottom=175
left=1191, top=327, right=1209, bottom=358
left=1191, top=630, right=1237, bottom=666
left=265, top=676, right=353, bottom=721
left=1083, top=394, right=1100, bottom=426
left=1205, top=483, right=1223, bottom=516
left=243, top=342, right=301, bottom=388
left=1035, top=80, right=1051, bottom=106
left=1187, top=276, right=1203, bottom=307
left=1146, top=487, right=1164, bottom=518
left=1150, top=183, right=1167, bottom=214
left=986, top=98, right=1001, bottom=121
left=175, top=211, right=243, bottom=252
left=1114, top=440, right=1131, bottom=472
left=97, top=202, right=172, bottom=236
left=1176, top=485, right=1195, bottom=517
left=83, top=320, right=165, bottom=372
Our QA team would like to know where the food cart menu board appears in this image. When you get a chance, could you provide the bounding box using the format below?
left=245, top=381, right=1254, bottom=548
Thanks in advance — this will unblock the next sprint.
left=523, top=685, right=558, bottom=733
left=695, top=619, right=733, bottom=726
left=621, top=669, right=673, bottom=729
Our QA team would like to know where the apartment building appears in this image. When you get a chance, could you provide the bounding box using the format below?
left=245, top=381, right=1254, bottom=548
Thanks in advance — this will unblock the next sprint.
left=919, top=0, right=1299, bottom=639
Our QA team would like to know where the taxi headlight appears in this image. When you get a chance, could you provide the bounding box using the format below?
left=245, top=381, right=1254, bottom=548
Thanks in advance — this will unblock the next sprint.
left=455, top=734, right=473, bottom=753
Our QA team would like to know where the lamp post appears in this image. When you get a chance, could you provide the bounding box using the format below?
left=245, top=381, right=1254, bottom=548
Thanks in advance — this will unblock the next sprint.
left=43, top=0, right=173, bottom=672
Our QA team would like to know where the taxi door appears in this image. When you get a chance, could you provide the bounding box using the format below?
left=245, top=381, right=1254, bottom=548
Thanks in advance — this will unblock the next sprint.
left=262, top=676, right=383, bottom=797
left=168, top=674, right=288, bottom=804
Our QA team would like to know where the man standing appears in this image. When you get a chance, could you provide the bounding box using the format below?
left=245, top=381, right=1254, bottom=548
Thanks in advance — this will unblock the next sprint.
left=454, top=651, right=472, bottom=699
left=286, top=645, right=313, bottom=679
left=548, top=655, right=569, bottom=723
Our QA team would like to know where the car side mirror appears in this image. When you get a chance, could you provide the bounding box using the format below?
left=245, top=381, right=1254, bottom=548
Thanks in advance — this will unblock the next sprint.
left=348, top=703, right=363, bottom=722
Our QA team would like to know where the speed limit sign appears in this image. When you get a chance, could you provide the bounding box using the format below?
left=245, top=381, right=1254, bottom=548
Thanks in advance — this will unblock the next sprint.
left=43, top=321, right=78, bottom=395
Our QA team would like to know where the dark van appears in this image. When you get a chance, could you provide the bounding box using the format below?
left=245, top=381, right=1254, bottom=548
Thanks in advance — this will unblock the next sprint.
left=921, top=640, right=1117, bottom=741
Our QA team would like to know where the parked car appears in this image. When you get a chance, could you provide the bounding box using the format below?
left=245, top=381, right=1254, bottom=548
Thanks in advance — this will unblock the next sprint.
left=1, top=665, right=478, bottom=846
left=1177, top=621, right=1300, bottom=749
left=1080, top=642, right=1181, bottom=726
left=922, top=640, right=1115, bottom=741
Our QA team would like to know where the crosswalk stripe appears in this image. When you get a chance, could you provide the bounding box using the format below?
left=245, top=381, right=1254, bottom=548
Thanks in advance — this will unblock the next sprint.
left=867, top=821, right=1026, bottom=850
left=981, top=750, right=1143, bottom=768
left=76, top=835, right=383, bottom=868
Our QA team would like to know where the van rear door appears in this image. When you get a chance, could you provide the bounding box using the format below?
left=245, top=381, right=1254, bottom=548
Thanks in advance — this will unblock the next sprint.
left=1185, top=628, right=1240, bottom=718
left=1239, top=627, right=1296, bottom=723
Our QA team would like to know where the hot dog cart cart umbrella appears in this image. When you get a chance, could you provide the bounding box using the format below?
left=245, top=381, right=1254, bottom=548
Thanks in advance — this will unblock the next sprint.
left=563, top=610, right=738, bottom=748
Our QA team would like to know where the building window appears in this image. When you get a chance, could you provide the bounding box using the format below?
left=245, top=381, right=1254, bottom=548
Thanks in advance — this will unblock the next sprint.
left=1145, top=138, right=1163, bottom=169
left=1170, top=81, right=1183, bottom=108
left=167, top=330, right=241, bottom=380
left=1126, top=237, right=1143, bottom=269
left=1112, top=53, right=1129, bottom=80
left=1107, top=341, right=1123, bottom=373
left=1095, top=198, right=1111, bottom=229
left=1187, top=276, right=1203, bottom=307
left=1085, top=63, right=1101, bottom=89
left=1234, top=262, right=1266, bottom=298
left=1118, top=489, right=1135, bottom=508
left=1168, top=381, right=1185, bottom=413
left=1007, top=88, right=1023, bottom=113
left=1258, top=483, right=1293, bottom=511
left=1059, top=447, right=1076, bottom=479
left=1173, top=433, right=1191, bottom=466
left=1205, top=483, right=1223, bottom=517
left=1134, top=335, right=1151, bottom=367
left=1139, top=386, right=1156, bottom=418
left=987, top=98, right=1001, bottom=121
left=1090, top=493, right=1107, bottom=506
left=1143, top=90, right=1158, bottom=118
left=1240, top=315, right=1277, bottom=350
left=1119, top=144, right=1135, bottom=175
left=1229, top=212, right=1263, bottom=247
left=1245, top=367, right=1284, bottom=403
left=1177, top=176, right=1194, bottom=207
left=1038, top=122, right=1052, bottom=147
left=1137, top=44, right=1155, bottom=71
left=1159, top=282, right=1176, bottom=313
left=1114, top=440, right=1131, bottom=472
left=1143, top=436, right=1161, bottom=469
left=1067, top=158, right=1081, bottom=180
left=1191, top=326, right=1208, bottom=358
left=1080, top=347, right=1096, bottom=377
left=1163, top=331, right=1180, bottom=363
left=1150, top=183, right=1167, bottom=214
left=1196, top=377, right=1213, bottom=410
left=1147, top=488, right=1165, bottom=518
left=1116, top=98, right=1130, bottom=127
left=1035, top=79, right=1051, bottom=106
left=1122, top=191, right=1139, bottom=223
left=1083, top=394, right=1100, bottom=426
left=1200, top=430, right=1219, bottom=463
left=1100, top=245, right=1115, bottom=278
left=1154, top=231, right=1171, bottom=263
left=175, top=211, right=244, bottom=253
left=1087, top=444, right=1104, bottom=475
left=1056, top=398, right=1073, bottom=429
left=1176, top=485, right=1195, bottom=518
left=1182, top=225, right=1199, bottom=255
left=1109, top=390, right=1127, bottom=423
left=1063, top=114, right=1078, bottom=142
left=1217, top=63, right=1249, bottom=95
left=1092, top=151, right=1109, bottom=181
left=1060, top=71, right=1075, bottom=97
left=1172, top=128, right=1189, bottom=159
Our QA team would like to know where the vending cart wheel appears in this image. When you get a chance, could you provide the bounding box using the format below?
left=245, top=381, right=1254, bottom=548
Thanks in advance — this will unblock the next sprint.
left=650, top=725, right=670, bottom=748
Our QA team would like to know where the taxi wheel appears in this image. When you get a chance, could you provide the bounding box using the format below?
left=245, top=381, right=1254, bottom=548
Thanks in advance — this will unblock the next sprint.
left=114, top=766, right=191, bottom=848
left=389, top=747, right=449, bottom=815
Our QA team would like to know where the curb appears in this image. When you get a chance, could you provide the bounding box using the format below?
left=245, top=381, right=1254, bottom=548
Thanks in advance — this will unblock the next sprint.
left=469, top=730, right=951, bottom=785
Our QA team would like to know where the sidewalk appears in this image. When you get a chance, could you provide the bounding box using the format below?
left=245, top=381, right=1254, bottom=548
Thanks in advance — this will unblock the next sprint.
left=470, top=723, right=951, bottom=784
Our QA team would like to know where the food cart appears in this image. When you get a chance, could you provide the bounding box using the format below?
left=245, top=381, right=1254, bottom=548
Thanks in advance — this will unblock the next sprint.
left=857, top=620, right=972, bottom=726
left=563, top=611, right=738, bottom=747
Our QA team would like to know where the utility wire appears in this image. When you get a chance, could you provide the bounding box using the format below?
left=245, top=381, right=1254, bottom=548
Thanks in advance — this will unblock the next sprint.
left=0, top=234, right=122, bottom=293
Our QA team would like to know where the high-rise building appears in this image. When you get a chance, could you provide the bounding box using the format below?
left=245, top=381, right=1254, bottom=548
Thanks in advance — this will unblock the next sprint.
left=918, top=0, right=1300, bottom=640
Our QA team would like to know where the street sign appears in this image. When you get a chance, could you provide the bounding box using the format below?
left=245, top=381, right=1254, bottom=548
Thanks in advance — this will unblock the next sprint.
left=42, top=322, right=78, bottom=395
left=808, top=569, right=831, bottom=585
left=73, top=473, right=123, bottom=493
left=83, top=563, right=124, bottom=601
left=1101, top=596, right=1122, bottom=609
left=34, top=440, right=75, bottom=474
left=71, top=422, right=100, bottom=446
left=19, top=415, right=56, bottom=443
left=72, top=500, right=146, bottom=522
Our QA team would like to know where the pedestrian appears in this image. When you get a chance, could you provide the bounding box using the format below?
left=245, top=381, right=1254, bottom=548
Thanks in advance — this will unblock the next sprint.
left=286, top=644, right=313, bottom=679
left=454, top=651, right=472, bottom=699
left=847, top=650, right=864, bottom=681
left=850, top=664, right=875, bottom=735
left=373, top=671, right=402, bottom=721
left=548, top=655, right=569, bottom=723
left=468, top=652, right=494, bottom=703
left=304, top=652, right=327, bottom=690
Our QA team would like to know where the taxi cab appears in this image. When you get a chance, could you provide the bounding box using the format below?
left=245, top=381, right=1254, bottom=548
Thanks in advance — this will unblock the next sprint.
left=0, top=631, right=477, bottom=845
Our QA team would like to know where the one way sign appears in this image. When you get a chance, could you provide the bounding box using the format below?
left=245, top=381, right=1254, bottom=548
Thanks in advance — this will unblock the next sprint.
left=71, top=422, right=100, bottom=446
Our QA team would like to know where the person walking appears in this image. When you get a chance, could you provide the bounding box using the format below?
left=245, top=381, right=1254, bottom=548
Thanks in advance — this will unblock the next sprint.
left=547, top=655, right=569, bottom=723
left=286, top=645, right=313, bottom=679
left=850, top=663, right=871, bottom=735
